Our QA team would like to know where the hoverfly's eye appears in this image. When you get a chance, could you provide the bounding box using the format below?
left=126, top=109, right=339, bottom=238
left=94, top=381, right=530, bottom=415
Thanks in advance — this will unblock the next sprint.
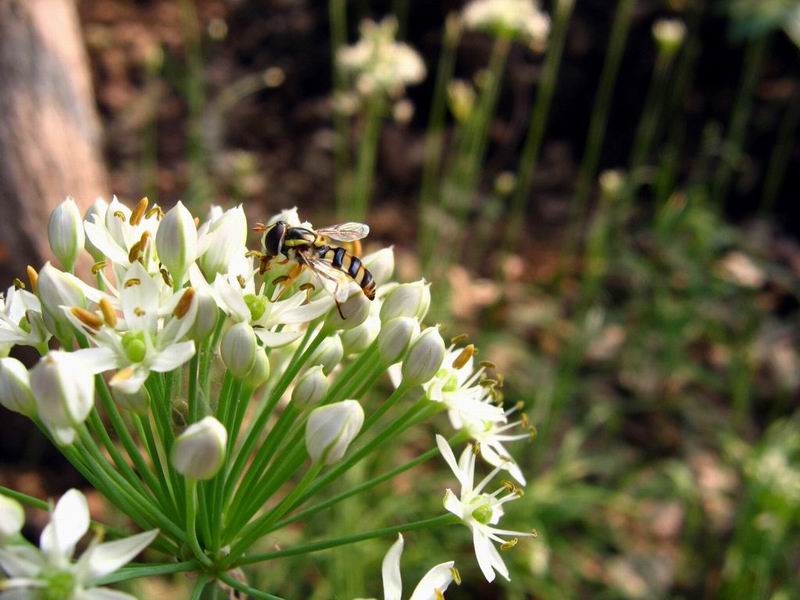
left=263, top=221, right=287, bottom=256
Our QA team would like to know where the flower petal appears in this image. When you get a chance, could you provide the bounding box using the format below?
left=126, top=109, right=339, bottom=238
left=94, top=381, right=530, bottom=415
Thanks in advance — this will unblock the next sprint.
left=409, top=561, right=455, bottom=600
left=381, top=534, right=403, bottom=600
left=79, top=587, right=138, bottom=600
left=84, top=530, right=159, bottom=579
left=40, top=489, right=90, bottom=563
left=436, top=435, right=466, bottom=489
left=254, top=329, right=303, bottom=348
left=72, top=347, right=123, bottom=374
left=84, top=219, right=130, bottom=266
left=472, top=527, right=496, bottom=583
left=0, top=546, right=45, bottom=577
left=149, top=341, right=195, bottom=373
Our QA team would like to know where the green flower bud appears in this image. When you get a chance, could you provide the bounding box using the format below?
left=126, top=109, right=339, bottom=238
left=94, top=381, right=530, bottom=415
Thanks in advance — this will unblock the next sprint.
left=48, top=198, right=85, bottom=272
left=221, top=322, right=258, bottom=378
left=292, top=365, right=328, bottom=406
left=171, top=416, right=227, bottom=480
left=189, top=288, right=219, bottom=343
left=305, top=400, right=364, bottom=465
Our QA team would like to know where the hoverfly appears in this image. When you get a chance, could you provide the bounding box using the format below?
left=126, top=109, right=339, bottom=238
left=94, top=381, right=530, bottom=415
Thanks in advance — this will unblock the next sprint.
left=257, top=220, right=376, bottom=316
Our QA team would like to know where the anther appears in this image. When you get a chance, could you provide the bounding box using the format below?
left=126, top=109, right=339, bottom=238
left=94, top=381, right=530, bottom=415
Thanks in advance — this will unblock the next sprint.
left=245, top=250, right=265, bottom=258
left=435, top=589, right=445, bottom=600
left=272, top=275, right=290, bottom=286
left=500, top=538, right=518, bottom=551
left=479, top=360, right=497, bottom=369
left=130, top=197, right=149, bottom=226
left=520, top=413, right=529, bottom=428
left=193, top=216, right=200, bottom=227
left=91, top=260, right=107, bottom=274
left=531, top=529, right=539, bottom=537
left=71, top=307, right=102, bottom=330
left=113, top=210, right=127, bottom=221
left=124, top=278, right=141, bottom=288
left=450, top=566, right=462, bottom=585
left=450, top=333, right=468, bottom=345
left=145, top=205, right=163, bottom=220
left=174, top=288, right=195, bottom=319
left=236, top=275, right=246, bottom=289
left=452, top=344, right=475, bottom=370
left=134, top=307, right=145, bottom=317
left=99, top=298, right=117, bottom=327
left=160, top=268, right=173, bottom=287
left=471, top=442, right=481, bottom=456
left=13, top=278, right=25, bottom=289
left=528, top=425, right=538, bottom=441
left=26, top=266, right=38, bottom=293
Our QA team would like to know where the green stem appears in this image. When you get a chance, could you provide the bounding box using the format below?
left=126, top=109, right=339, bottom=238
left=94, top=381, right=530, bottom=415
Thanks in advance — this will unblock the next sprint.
left=190, top=573, right=211, bottom=600
left=330, top=0, right=350, bottom=216
left=185, top=479, right=212, bottom=566
left=92, top=561, right=198, bottom=586
left=506, top=0, right=576, bottom=249
left=234, top=514, right=457, bottom=566
left=349, top=94, right=385, bottom=221
left=761, top=88, right=800, bottom=213
left=188, top=354, right=200, bottom=423
left=217, top=572, right=286, bottom=600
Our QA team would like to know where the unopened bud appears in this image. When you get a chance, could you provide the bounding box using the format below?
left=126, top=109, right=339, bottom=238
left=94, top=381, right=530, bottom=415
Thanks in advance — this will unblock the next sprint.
left=652, top=19, right=686, bottom=55
left=84, top=198, right=109, bottom=261
left=362, top=247, right=395, bottom=287
left=341, top=314, right=380, bottom=356
left=221, top=322, right=258, bottom=379
left=377, top=317, right=420, bottom=364
left=380, top=280, right=431, bottom=322
left=171, top=416, right=227, bottom=480
left=401, top=326, right=446, bottom=385
left=189, top=288, right=219, bottom=342
left=305, top=400, right=364, bottom=465
left=37, top=263, right=87, bottom=340
left=0, top=495, right=24, bottom=542
left=308, top=335, right=344, bottom=375
left=292, top=365, right=328, bottom=406
left=326, top=290, right=371, bottom=331
left=0, top=357, right=36, bottom=417
left=30, top=351, right=94, bottom=445
left=48, top=198, right=85, bottom=272
left=243, top=346, right=271, bottom=389
left=156, top=201, right=197, bottom=284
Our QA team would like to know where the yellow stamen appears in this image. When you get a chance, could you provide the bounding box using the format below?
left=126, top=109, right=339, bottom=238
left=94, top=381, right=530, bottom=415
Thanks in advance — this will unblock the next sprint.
left=435, top=589, right=444, bottom=600
left=13, top=278, right=25, bottom=290
left=134, top=307, right=146, bottom=317
left=173, top=288, right=195, bottom=319
left=99, top=298, right=117, bottom=327
left=91, top=260, right=107, bottom=274
left=26, top=265, right=38, bottom=293
left=452, top=344, right=475, bottom=370
left=500, top=538, right=518, bottom=551
left=111, top=366, right=136, bottom=384
left=113, top=210, right=127, bottom=221
left=160, top=268, right=173, bottom=287
left=124, top=278, right=141, bottom=288
left=130, top=197, right=149, bottom=226
left=520, top=413, right=529, bottom=428
left=145, top=205, right=164, bottom=220
left=529, top=425, right=538, bottom=441
left=531, top=528, right=539, bottom=537
left=471, top=442, right=481, bottom=456
left=71, top=307, right=103, bottom=330
left=236, top=275, right=246, bottom=289
left=245, top=250, right=265, bottom=258
left=272, top=275, right=290, bottom=286
left=450, top=566, right=462, bottom=585
left=450, top=333, right=468, bottom=345
left=479, top=360, right=497, bottom=369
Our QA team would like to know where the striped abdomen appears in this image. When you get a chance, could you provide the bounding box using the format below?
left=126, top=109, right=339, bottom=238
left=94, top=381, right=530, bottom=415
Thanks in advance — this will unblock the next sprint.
left=316, top=245, right=376, bottom=300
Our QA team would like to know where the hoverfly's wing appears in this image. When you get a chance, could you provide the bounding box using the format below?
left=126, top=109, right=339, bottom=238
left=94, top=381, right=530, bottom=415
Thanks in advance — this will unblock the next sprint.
left=315, top=222, right=370, bottom=242
left=304, top=257, right=354, bottom=303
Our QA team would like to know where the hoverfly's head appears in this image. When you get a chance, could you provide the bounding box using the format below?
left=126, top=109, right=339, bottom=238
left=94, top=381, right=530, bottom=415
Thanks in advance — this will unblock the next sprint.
left=263, top=221, right=288, bottom=257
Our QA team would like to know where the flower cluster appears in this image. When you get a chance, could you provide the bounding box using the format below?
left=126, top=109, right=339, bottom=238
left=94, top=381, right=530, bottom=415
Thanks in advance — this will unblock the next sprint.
left=338, top=17, right=426, bottom=99
left=0, top=198, right=534, bottom=597
left=462, top=0, right=551, bottom=47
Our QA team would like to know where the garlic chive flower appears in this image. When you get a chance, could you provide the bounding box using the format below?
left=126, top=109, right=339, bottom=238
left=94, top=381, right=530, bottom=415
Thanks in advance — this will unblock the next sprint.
left=292, top=365, right=329, bottom=406
left=380, top=280, right=431, bottom=322
left=338, top=17, right=426, bottom=98
left=378, top=317, right=420, bottom=364
left=48, top=198, right=85, bottom=273
left=156, top=200, right=197, bottom=284
left=379, top=534, right=457, bottom=600
left=462, top=0, right=551, bottom=46
left=437, top=435, right=534, bottom=582
left=221, top=321, right=259, bottom=379
left=172, top=416, right=228, bottom=480
left=306, top=400, right=364, bottom=465
left=0, top=285, right=51, bottom=352
left=401, top=326, right=446, bottom=385
left=0, top=488, right=158, bottom=600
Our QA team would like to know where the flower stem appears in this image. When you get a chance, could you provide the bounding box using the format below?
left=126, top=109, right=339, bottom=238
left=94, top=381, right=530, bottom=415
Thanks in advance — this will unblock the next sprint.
left=217, top=572, right=286, bottom=600
left=92, top=561, right=198, bottom=586
left=190, top=573, right=211, bottom=600
left=185, top=479, right=213, bottom=567
left=234, top=514, right=458, bottom=566
left=349, top=93, right=385, bottom=221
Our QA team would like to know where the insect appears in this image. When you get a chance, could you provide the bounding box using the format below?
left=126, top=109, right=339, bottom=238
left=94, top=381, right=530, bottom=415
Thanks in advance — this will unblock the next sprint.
left=257, top=221, right=376, bottom=316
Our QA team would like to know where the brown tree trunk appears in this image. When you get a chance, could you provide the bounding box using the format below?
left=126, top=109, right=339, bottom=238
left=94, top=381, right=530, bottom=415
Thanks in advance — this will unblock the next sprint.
left=0, top=0, right=107, bottom=283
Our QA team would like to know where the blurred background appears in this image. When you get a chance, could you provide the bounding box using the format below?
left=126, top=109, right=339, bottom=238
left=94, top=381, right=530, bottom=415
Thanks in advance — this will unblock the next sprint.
left=1, top=0, right=799, bottom=598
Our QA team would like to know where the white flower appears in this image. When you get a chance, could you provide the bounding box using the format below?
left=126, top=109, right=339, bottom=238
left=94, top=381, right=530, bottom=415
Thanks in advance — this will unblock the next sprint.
left=48, top=198, right=85, bottom=273
left=0, top=357, right=36, bottom=417
left=378, top=317, right=420, bottom=365
left=338, top=17, right=426, bottom=97
left=380, top=280, right=431, bottom=322
left=436, top=435, right=533, bottom=583
left=221, top=322, right=258, bottom=378
left=292, top=365, right=328, bottom=406
left=462, top=0, right=550, bottom=45
left=197, top=205, right=248, bottom=279
left=155, top=201, right=197, bottom=284
left=308, top=335, right=344, bottom=376
left=0, top=488, right=158, bottom=600
left=379, top=534, right=456, bottom=600
left=30, top=351, right=95, bottom=445
left=362, top=246, right=395, bottom=287
left=401, top=327, right=445, bottom=385
left=64, top=262, right=197, bottom=394
left=172, top=417, right=228, bottom=480
left=0, top=286, right=51, bottom=351
left=83, top=198, right=109, bottom=262
left=0, top=495, right=24, bottom=543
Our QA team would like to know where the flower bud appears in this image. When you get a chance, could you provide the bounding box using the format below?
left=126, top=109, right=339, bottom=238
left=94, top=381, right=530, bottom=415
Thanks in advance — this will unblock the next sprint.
left=156, top=201, right=197, bottom=283
left=37, top=263, right=87, bottom=340
left=221, top=322, right=258, bottom=379
left=305, top=400, right=364, bottom=465
left=48, top=198, right=85, bottom=272
left=341, top=314, right=381, bottom=356
left=380, top=280, right=431, bottom=322
left=30, top=351, right=94, bottom=445
left=84, top=197, right=109, bottom=261
left=292, top=365, right=328, bottom=406
left=652, top=19, right=686, bottom=56
left=189, top=288, right=219, bottom=343
left=0, top=495, right=24, bottom=542
left=308, top=335, right=344, bottom=375
left=377, top=317, right=420, bottom=364
left=198, top=205, right=247, bottom=278
left=243, top=346, right=271, bottom=389
left=326, top=290, right=371, bottom=331
left=0, top=357, right=36, bottom=417
left=362, top=246, right=395, bottom=286
left=111, top=385, right=150, bottom=414
left=171, top=416, right=227, bottom=480
left=401, top=326, right=445, bottom=385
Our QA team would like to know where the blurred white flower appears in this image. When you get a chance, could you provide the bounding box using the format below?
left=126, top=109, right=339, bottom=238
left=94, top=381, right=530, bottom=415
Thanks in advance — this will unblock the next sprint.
left=462, top=0, right=550, bottom=45
left=378, top=534, right=456, bottom=600
left=0, top=285, right=51, bottom=351
left=0, top=488, right=158, bottom=600
left=437, top=435, right=533, bottom=582
left=338, top=17, right=426, bottom=98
